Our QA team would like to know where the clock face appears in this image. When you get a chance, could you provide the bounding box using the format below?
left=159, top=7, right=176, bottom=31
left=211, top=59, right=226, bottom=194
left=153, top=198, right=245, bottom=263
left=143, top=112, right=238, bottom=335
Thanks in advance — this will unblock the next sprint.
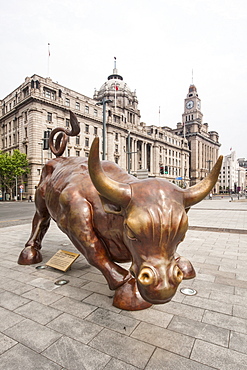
left=186, top=100, right=194, bottom=109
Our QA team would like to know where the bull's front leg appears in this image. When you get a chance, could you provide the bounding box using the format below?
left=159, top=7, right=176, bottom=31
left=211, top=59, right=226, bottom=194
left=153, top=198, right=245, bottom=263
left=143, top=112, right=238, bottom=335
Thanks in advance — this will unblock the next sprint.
left=58, top=198, right=131, bottom=291
left=18, top=206, right=51, bottom=265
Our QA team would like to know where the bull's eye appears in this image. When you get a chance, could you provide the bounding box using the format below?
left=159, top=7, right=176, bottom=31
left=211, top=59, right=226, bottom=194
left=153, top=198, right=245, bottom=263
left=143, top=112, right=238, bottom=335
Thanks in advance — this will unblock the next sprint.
left=125, top=225, right=137, bottom=241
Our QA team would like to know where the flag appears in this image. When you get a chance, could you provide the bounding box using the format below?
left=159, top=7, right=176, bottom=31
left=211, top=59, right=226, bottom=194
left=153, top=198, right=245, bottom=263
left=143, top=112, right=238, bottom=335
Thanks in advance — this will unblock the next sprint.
left=230, top=147, right=232, bottom=151
left=115, top=85, right=119, bottom=91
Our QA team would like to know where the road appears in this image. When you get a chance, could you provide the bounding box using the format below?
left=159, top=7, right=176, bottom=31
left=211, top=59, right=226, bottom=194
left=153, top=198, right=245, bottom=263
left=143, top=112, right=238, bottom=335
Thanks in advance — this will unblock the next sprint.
left=0, top=201, right=36, bottom=228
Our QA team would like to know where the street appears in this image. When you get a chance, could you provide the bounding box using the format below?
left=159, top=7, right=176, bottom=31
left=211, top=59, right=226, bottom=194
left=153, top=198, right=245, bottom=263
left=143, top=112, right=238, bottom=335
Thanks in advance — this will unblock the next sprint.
left=0, top=201, right=35, bottom=228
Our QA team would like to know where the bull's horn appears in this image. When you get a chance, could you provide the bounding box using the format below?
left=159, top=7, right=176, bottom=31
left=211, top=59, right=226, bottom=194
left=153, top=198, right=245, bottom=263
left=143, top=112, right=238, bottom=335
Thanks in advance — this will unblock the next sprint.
left=183, top=156, right=223, bottom=208
left=88, top=137, right=131, bottom=207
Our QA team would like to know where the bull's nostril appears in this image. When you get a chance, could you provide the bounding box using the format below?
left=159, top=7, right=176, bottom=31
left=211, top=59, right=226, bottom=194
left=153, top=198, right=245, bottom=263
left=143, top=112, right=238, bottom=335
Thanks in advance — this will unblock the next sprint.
left=174, top=266, right=183, bottom=283
left=138, top=267, right=155, bottom=286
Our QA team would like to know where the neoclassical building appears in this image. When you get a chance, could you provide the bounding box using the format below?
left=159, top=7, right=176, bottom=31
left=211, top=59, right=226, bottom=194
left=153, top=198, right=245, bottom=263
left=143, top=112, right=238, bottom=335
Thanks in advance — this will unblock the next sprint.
left=0, top=66, right=219, bottom=199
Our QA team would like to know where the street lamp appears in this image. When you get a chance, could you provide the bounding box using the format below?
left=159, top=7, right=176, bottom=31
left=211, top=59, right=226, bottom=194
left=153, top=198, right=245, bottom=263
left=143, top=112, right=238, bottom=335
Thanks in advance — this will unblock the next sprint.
left=96, top=97, right=112, bottom=160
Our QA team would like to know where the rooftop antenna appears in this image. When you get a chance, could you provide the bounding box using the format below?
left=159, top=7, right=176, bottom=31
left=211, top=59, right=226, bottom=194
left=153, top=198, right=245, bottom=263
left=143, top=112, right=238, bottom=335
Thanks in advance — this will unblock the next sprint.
left=114, top=56, right=117, bottom=72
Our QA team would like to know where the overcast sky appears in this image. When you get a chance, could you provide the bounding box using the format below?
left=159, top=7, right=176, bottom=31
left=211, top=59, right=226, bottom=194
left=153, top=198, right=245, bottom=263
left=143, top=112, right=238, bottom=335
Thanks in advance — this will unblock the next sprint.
left=1, top=0, right=246, bottom=158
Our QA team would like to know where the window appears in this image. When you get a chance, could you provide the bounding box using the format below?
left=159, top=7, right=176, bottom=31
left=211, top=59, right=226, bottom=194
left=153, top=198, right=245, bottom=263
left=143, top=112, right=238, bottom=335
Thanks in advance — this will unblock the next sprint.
left=76, top=150, right=80, bottom=156
left=115, top=132, right=119, bottom=141
left=94, top=127, right=98, bottom=135
left=47, top=112, right=52, bottom=122
left=75, top=102, right=80, bottom=110
left=85, top=124, right=89, bottom=134
left=115, top=144, right=119, bottom=153
left=44, top=88, right=55, bottom=100
left=94, top=109, right=98, bottom=117
left=65, top=98, right=70, bottom=107
left=76, top=136, right=80, bottom=145
left=66, top=119, right=70, bottom=127
left=67, top=149, right=70, bottom=157
left=85, top=137, right=89, bottom=147
left=85, top=105, right=89, bottom=114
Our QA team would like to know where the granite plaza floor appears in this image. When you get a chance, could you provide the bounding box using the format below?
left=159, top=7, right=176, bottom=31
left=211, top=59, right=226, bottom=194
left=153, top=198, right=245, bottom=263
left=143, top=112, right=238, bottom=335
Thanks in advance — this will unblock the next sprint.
left=0, top=198, right=247, bottom=369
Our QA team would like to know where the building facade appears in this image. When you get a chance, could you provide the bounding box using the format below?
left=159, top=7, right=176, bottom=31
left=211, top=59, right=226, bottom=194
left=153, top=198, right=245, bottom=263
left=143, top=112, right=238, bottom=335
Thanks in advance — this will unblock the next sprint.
left=218, top=151, right=246, bottom=194
left=173, top=84, right=221, bottom=189
left=0, top=68, right=191, bottom=200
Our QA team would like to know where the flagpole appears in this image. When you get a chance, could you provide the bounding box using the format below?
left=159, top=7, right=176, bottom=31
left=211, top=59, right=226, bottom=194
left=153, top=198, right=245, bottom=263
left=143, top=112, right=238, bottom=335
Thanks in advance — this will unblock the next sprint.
left=47, top=43, right=50, bottom=77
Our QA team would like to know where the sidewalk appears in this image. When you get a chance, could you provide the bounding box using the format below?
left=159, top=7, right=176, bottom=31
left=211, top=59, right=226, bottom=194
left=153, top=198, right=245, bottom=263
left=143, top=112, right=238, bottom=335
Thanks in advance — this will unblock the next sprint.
left=0, top=199, right=247, bottom=369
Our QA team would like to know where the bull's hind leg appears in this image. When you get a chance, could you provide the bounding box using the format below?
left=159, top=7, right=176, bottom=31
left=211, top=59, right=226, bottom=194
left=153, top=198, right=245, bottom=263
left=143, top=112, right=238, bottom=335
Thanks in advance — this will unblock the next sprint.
left=18, top=202, right=51, bottom=265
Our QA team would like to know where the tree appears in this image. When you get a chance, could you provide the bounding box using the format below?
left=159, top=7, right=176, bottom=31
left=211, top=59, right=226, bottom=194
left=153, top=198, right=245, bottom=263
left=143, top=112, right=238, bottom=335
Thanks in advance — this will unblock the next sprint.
left=0, top=150, right=30, bottom=200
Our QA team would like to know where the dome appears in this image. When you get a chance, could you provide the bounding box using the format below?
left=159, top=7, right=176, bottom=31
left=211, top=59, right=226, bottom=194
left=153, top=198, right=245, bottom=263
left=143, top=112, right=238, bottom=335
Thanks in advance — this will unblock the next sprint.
left=95, top=67, right=135, bottom=100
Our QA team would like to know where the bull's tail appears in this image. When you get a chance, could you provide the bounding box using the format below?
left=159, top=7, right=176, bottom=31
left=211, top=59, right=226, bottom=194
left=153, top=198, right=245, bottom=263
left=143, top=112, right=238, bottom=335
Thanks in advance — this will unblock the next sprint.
left=49, top=111, right=80, bottom=157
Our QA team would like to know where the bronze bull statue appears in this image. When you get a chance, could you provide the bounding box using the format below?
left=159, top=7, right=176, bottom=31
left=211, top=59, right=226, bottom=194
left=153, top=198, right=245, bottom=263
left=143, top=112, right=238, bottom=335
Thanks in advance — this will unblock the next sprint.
left=18, top=112, right=223, bottom=310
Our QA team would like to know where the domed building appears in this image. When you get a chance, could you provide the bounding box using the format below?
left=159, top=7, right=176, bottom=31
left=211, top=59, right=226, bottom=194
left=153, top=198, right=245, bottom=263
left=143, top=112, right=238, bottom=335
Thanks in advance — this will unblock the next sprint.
left=93, top=61, right=140, bottom=128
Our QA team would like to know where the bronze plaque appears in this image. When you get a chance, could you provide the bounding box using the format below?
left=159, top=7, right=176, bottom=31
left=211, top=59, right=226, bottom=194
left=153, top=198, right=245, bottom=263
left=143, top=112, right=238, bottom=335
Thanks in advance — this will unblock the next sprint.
left=46, top=249, right=80, bottom=272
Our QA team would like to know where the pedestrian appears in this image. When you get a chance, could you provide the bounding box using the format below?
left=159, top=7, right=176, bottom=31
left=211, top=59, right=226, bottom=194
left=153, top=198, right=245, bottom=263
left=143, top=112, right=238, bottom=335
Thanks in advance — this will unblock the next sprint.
left=28, top=195, right=32, bottom=202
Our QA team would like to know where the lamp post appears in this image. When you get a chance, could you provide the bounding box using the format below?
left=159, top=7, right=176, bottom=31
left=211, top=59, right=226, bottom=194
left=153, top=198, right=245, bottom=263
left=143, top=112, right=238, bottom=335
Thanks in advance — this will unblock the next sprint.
left=96, top=98, right=112, bottom=160
left=38, top=141, right=44, bottom=166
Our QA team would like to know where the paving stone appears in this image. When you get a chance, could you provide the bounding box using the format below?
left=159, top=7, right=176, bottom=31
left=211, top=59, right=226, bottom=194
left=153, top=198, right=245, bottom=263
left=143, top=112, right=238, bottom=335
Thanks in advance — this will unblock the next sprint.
left=183, top=295, right=232, bottom=314
left=145, top=347, right=214, bottom=370
left=0, top=307, right=24, bottom=331
left=82, top=272, right=107, bottom=284
left=47, top=312, right=102, bottom=343
left=229, top=331, right=247, bottom=354
left=22, top=286, right=63, bottom=305
left=121, top=306, right=173, bottom=328
left=210, top=290, right=247, bottom=306
left=0, top=291, right=30, bottom=310
left=131, top=321, right=194, bottom=358
left=215, top=276, right=247, bottom=289
left=90, top=327, right=155, bottom=368
left=82, top=281, right=112, bottom=296
left=190, top=279, right=235, bottom=294
left=50, top=297, right=97, bottom=319
left=42, top=335, right=110, bottom=370
left=28, top=277, right=61, bottom=291
left=14, top=300, right=62, bottom=325
left=0, top=333, right=17, bottom=355
left=103, top=358, right=139, bottom=370
left=235, top=286, right=247, bottom=298
left=153, top=300, right=204, bottom=321
left=4, top=318, right=62, bottom=353
left=168, top=315, right=229, bottom=347
left=83, top=292, right=121, bottom=313
left=53, top=284, right=92, bottom=301
left=233, top=304, right=247, bottom=320
left=203, top=310, right=247, bottom=335
left=0, top=343, right=61, bottom=370
left=86, top=307, right=139, bottom=335
left=191, top=338, right=247, bottom=369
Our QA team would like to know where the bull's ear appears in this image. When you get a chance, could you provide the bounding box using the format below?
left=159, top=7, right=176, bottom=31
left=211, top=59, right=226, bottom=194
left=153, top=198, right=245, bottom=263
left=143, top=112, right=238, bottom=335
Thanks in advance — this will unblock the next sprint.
left=99, top=196, right=123, bottom=215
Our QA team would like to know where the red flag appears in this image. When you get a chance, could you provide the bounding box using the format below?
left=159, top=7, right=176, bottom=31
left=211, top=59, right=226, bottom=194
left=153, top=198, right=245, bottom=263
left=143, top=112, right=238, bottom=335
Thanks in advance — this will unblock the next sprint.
left=115, top=85, right=119, bottom=91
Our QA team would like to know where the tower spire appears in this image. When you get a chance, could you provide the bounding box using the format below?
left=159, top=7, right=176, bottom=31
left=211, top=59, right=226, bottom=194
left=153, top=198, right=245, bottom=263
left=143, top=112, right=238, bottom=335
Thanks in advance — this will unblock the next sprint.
left=113, top=56, right=117, bottom=74
left=192, top=68, right=194, bottom=84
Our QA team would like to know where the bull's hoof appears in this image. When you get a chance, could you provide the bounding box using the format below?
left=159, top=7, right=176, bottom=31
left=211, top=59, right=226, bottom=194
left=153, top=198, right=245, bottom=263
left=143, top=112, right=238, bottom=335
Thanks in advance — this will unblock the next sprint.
left=175, top=255, right=196, bottom=280
left=113, top=277, right=152, bottom=311
left=18, top=246, right=43, bottom=265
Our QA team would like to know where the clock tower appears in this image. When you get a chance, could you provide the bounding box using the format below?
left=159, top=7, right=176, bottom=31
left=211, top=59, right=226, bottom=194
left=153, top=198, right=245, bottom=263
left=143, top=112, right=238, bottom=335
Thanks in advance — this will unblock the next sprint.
left=182, top=84, right=203, bottom=125
left=173, top=83, right=221, bottom=187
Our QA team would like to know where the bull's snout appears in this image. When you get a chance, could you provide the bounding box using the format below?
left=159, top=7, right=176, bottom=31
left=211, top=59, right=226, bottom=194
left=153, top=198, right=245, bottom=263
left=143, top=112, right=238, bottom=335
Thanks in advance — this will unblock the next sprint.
left=136, top=262, right=183, bottom=304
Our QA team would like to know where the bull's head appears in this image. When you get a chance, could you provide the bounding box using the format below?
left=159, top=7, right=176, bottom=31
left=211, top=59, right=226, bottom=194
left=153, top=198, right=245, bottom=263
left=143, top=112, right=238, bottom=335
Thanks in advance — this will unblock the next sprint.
left=89, top=137, right=223, bottom=304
